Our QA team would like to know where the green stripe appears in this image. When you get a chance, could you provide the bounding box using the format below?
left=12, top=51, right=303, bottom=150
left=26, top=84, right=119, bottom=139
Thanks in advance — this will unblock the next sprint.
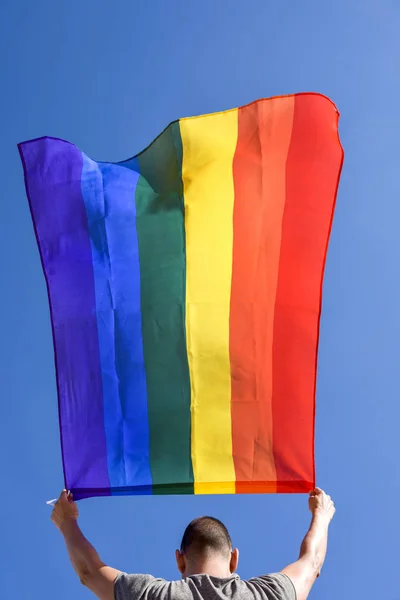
left=135, top=121, right=194, bottom=494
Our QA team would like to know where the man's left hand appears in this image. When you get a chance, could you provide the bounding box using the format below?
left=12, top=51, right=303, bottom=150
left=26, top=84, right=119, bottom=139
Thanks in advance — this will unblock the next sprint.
left=51, top=490, right=79, bottom=531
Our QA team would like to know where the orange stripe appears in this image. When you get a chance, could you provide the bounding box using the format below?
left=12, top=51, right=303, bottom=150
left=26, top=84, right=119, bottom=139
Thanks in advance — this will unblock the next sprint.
left=230, top=97, right=295, bottom=493
left=272, top=94, right=343, bottom=492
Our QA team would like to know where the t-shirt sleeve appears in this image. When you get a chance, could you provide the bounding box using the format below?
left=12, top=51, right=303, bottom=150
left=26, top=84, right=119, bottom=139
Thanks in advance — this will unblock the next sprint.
left=248, top=573, right=297, bottom=600
left=114, top=572, right=157, bottom=600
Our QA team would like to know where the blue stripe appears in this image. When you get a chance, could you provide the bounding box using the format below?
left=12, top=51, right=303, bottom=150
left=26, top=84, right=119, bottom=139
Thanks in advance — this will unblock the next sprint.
left=81, top=155, right=152, bottom=491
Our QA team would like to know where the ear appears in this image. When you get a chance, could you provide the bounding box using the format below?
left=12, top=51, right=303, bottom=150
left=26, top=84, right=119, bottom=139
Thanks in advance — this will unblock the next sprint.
left=175, top=549, right=186, bottom=576
left=230, top=548, right=239, bottom=573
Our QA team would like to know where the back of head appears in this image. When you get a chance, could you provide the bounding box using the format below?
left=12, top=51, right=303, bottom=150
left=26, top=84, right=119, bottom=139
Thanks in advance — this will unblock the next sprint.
left=180, top=516, right=232, bottom=561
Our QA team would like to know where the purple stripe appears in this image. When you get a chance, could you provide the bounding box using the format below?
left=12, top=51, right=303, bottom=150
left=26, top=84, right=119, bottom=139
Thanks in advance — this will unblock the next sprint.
left=19, top=137, right=110, bottom=499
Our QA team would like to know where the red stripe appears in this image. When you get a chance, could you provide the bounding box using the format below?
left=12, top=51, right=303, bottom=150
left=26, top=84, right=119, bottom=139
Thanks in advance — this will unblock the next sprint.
left=272, top=94, right=343, bottom=492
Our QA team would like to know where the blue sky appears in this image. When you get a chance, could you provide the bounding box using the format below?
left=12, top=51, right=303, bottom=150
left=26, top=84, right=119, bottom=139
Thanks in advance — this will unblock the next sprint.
left=1, top=1, right=399, bottom=598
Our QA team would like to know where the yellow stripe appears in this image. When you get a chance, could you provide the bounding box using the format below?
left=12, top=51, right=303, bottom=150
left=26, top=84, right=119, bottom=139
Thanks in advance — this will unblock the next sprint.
left=180, top=110, right=238, bottom=495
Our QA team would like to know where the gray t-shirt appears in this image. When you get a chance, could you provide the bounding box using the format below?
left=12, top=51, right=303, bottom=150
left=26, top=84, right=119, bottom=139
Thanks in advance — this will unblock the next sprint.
left=114, top=572, right=296, bottom=600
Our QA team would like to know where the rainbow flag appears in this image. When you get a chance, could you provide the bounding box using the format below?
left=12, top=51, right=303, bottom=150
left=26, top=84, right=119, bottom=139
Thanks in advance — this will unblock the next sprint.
left=19, top=93, right=343, bottom=499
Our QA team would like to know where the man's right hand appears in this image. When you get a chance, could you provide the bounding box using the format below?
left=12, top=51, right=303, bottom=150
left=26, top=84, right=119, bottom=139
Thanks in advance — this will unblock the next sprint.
left=309, top=487, right=335, bottom=522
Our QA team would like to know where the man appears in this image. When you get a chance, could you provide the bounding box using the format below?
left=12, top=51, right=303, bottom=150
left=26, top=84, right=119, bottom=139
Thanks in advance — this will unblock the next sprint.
left=51, top=487, right=335, bottom=600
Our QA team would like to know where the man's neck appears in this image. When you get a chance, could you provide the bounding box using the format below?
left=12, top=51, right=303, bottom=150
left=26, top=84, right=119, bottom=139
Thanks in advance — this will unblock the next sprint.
left=184, top=561, right=232, bottom=578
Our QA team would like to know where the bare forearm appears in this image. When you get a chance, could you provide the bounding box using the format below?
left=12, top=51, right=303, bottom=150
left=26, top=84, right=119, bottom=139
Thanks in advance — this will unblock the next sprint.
left=299, top=513, right=330, bottom=575
left=60, top=520, right=104, bottom=582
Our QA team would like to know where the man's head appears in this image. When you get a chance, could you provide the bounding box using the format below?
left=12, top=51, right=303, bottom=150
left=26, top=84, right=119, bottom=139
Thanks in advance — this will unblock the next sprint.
left=175, top=516, right=239, bottom=578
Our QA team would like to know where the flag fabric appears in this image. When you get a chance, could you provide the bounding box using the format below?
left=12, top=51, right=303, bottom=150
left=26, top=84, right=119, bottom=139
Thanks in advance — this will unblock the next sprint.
left=19, top=93, right=343, bottom=499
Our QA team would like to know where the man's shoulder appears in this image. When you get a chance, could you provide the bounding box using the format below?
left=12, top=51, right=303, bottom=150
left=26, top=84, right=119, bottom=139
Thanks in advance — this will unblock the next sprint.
left=247, top=573, right=297, bottom=599
left=115, top=573, right=198, bottom=600
left=189, top=572, right=296, bottom=600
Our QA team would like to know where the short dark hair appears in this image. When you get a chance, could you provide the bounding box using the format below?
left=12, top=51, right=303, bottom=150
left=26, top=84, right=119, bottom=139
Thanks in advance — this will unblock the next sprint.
left=180, top=516, right=232, bottom=559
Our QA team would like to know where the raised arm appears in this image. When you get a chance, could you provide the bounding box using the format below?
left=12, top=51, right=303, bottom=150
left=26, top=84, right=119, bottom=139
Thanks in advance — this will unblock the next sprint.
left=51, top=490, right=121, bottom=600
left=281, top=488, right=335, bottom=600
